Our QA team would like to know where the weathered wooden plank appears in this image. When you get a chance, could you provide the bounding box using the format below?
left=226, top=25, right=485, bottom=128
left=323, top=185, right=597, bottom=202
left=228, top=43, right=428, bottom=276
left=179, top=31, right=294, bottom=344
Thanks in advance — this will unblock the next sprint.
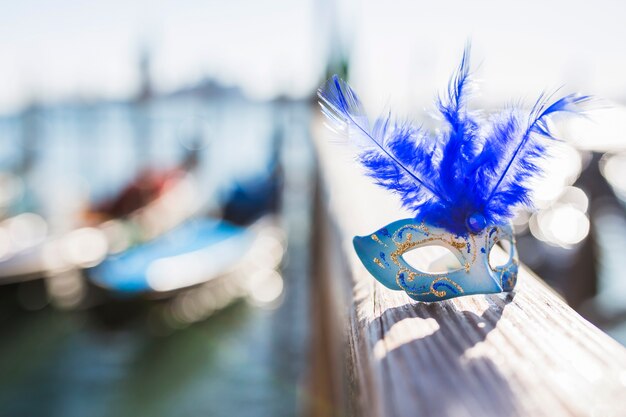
left=312, top=119, right=626, bottom=417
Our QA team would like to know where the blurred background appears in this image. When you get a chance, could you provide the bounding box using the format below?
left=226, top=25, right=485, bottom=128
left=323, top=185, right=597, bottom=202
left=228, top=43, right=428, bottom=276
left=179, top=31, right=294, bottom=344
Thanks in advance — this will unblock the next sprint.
left=1, top=0, right=626, bottom=416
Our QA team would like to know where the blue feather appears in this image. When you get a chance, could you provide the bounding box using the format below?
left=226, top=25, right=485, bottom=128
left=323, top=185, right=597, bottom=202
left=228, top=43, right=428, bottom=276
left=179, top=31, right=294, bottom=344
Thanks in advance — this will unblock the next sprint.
left=318, top=75, right=445, bottom=203
left=318, top=51, right=590, bottom=235
left=482, top=93, right=591, bottom=217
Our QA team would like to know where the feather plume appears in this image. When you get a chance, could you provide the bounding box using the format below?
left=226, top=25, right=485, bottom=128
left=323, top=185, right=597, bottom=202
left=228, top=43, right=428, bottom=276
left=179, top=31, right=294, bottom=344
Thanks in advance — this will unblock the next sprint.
left=317, top=47, right=590, bottom=235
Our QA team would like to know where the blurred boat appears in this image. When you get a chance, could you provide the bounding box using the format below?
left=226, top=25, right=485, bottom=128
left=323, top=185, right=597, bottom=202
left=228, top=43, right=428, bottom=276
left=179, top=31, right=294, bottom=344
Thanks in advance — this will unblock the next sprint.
left=83, top=215, right=285, bottom=327
left=88, top=218, right=253, bottom=295
left=0, top=124, right=285, bottom=319
left=0, top=162, right=201, bottom=285
left=79, top=135, right=286, bottom=324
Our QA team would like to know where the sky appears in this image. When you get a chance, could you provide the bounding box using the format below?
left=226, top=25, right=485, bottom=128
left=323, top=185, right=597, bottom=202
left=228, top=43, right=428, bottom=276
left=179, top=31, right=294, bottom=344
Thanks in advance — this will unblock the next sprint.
left=0, top=0, right=325, bottom=113
left=347, top=0, right=626, bottom=116
left=0, top=0, right=626, bottom=115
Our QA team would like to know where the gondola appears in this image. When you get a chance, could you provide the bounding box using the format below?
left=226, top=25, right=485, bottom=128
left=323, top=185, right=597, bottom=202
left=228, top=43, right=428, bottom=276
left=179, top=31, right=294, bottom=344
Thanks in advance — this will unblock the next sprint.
left=79, top=128, right=285, bottom=326
left=0, top=126, right=285, bottom=327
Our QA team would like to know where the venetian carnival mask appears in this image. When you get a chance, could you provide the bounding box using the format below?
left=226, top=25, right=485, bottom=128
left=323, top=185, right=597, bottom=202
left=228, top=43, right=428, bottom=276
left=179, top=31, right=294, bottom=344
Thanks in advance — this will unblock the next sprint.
left=318, top=46, right=589, bottom=301
left=353, top=219, right=518, bottom=302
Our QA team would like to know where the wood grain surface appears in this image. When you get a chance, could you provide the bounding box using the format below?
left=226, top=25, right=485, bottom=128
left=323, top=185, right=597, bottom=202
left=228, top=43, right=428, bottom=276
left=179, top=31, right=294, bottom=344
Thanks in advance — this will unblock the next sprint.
left=312, top=120, right=626, bottom=417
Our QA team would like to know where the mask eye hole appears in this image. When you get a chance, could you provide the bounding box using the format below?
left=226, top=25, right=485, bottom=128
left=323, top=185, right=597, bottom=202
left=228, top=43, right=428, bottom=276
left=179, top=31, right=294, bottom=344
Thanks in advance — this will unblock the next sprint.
left=402, top=246, right=463, bottom=273
left=489, top=239, right=513, bottom=269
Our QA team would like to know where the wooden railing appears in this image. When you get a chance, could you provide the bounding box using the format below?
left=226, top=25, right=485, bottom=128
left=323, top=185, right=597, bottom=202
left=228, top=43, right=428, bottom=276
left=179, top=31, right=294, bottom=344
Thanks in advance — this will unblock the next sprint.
left=308, top=120, right=626, bottom=417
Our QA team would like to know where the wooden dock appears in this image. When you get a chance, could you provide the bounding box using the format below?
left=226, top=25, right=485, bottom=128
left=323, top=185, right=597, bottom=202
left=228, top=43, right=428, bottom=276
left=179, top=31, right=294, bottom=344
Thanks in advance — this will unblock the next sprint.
left=308, top=119, right=626, bottom=417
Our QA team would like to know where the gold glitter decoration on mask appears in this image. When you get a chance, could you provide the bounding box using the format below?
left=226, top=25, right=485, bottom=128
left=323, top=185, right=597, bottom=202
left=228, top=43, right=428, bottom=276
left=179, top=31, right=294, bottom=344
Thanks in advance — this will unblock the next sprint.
left=373, top=258, right=386, bottom=269
left=394, top=267, right=464, bottom=299
left=389, top=224, right=476, bottom=271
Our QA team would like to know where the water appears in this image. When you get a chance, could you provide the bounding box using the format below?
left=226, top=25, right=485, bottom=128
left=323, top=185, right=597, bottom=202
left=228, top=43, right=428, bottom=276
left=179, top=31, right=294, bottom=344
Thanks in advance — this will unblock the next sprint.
left=0, top=303, right=307, bottom=416
left=0, top=95, right=313, bottom=416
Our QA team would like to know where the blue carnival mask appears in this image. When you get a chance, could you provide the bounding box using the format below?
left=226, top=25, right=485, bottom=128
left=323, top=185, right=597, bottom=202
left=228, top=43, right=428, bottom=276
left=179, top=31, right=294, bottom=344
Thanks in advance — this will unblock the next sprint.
left=318, top=46, right=588, bottom=301
left=353, top=219, right=518, bottom=302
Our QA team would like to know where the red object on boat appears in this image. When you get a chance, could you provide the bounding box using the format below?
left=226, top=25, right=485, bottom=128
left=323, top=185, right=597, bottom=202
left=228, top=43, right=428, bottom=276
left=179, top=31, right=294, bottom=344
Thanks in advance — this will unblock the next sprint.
left=87, top=167, right=185, bottom=222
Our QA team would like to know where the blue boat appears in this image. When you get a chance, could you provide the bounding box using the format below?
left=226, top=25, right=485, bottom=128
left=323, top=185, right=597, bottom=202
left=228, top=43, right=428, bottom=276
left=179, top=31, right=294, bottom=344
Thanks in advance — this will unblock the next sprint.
left=88, top=218, right=255, bottom=295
